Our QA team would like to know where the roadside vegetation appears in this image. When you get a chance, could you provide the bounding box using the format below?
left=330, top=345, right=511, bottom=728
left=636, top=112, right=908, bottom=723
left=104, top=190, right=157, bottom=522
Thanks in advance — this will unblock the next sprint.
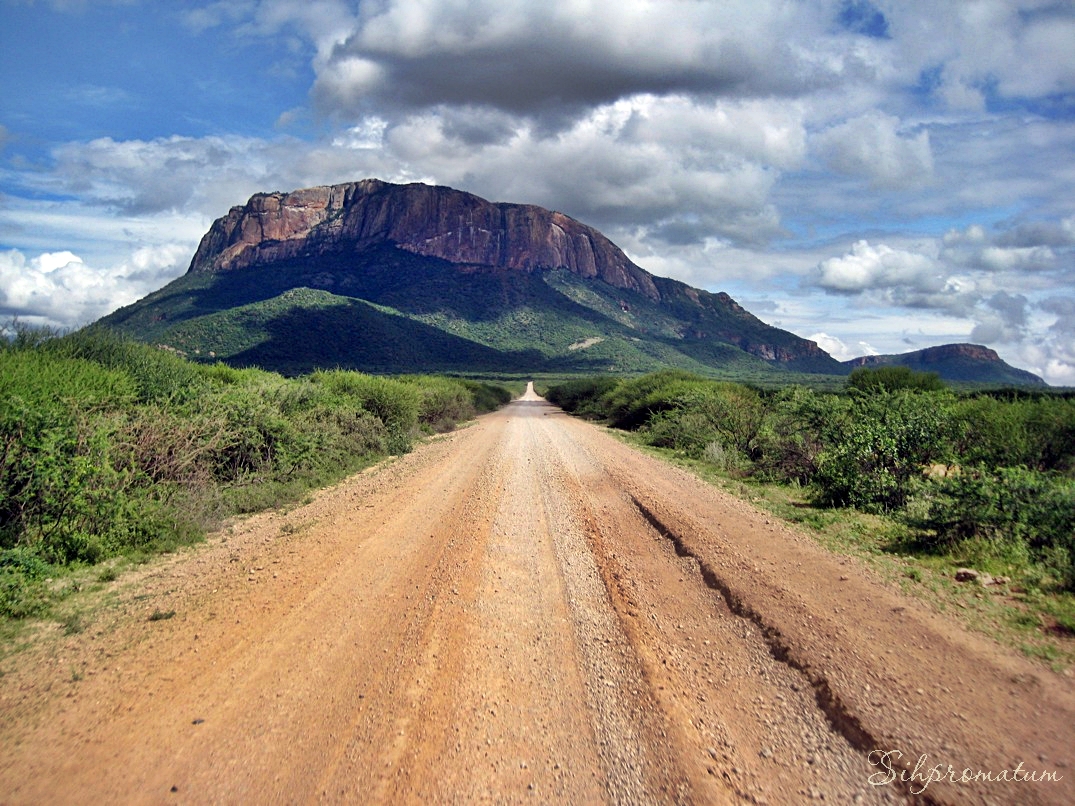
left=0, top=325, right=512, bottom=621
left=548, top=367, right=1075, bottom=666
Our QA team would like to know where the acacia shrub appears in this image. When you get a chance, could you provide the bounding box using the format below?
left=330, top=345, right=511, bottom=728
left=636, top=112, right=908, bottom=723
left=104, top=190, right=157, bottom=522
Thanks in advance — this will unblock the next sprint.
left=600, top=370, right=702, bottom=429
left=847, top=365, right=946, bottom=393
left=50, top=327, right=209, bottom=403
left=813, top=390, right=956, bottom=511
left=754, top=386, right=849, bottom=485
left=399, top=375, right=477, bottom=433
left=310, top=370, right=421, bottom=453
left=642, top=381, right=765, bottom=466
left=906, top=467, right=1075, bottom=589
left=463, top=380, right=513, bottom=413
left=952, top=394, right=1075, bottom=473
left=544, top=376, right=620, bottom=418
left=0, top=349, right=140, bottom=563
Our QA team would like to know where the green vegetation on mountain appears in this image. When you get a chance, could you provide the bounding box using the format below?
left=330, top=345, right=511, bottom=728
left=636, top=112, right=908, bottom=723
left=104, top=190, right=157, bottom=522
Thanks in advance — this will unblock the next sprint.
left=100, top=244, right=833, bottom=379
left=0, top=326, right=513, bottom=620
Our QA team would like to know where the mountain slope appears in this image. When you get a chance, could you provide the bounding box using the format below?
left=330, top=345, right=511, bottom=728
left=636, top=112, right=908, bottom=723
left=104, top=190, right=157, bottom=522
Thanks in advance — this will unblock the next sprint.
left=99, top=180, right=841, bottom=377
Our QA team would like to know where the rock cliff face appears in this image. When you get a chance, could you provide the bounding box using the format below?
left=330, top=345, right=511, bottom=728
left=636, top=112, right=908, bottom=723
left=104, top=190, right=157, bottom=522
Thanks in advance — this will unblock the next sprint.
left=188, top=179, right=661, bottom=301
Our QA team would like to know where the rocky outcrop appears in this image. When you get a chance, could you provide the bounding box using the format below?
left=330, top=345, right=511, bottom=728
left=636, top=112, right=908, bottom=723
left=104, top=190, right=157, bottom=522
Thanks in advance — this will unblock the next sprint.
left=188, top=179, right=661, bottom=301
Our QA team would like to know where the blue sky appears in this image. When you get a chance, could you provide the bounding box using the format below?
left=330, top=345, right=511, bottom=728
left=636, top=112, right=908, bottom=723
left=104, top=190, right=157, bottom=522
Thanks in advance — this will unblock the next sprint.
left=2, top=0, right=1074, bottom=383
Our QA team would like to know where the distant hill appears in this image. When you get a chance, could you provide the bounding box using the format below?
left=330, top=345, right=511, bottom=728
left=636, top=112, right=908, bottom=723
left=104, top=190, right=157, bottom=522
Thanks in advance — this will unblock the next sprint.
left=843, top=343, right=1045, bottom=387
left=97, top=179, right=1045, bottom=385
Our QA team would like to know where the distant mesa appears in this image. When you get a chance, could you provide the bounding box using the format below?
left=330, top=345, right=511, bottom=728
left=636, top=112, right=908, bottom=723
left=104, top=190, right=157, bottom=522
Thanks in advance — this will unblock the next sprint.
left=98, top=179, right=1044, bottom=386
left=843, top=343, right=1045, bottom=387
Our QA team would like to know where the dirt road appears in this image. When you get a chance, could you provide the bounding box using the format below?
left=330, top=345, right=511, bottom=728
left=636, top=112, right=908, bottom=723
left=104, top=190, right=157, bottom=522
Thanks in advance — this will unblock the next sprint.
left=2, top=385, right=1073, bottom=804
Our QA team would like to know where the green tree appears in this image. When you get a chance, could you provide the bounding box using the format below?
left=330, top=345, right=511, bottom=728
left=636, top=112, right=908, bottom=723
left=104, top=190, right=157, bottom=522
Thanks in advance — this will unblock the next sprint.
left=847, top=365, right=946, bottom=394
left=814, top=390, right=956, bottom=511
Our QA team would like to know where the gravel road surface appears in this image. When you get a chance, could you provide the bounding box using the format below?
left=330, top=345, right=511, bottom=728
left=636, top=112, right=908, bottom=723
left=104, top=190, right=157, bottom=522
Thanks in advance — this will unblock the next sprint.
left=2, top=384, right=1072, bottom=804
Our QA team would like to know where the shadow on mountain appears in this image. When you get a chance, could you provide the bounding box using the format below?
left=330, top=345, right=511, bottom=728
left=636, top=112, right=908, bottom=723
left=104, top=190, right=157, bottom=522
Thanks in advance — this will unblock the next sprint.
left=226, top=296, right=548, bottom=376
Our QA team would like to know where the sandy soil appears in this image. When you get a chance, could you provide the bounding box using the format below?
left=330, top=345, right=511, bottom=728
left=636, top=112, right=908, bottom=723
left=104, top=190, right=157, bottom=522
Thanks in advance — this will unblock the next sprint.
left=1, top=383, right=1072, bottom=805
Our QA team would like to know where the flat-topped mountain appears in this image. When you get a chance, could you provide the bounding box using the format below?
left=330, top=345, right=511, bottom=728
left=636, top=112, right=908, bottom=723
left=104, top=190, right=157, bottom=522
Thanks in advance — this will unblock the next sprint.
left=97, top=179, right=1043, bottom=385
left=844, top=343, right=1045, bottom=387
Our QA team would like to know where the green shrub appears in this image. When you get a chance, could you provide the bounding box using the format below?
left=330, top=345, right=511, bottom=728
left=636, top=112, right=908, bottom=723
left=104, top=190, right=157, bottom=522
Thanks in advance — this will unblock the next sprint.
left=907, top=467, right=1075, bottom=550
left=311, top=370, right=420, bottom=452
left=847, top=365, right=946, bottom=393
left=639, top=381, right=764, bottom=466
left=953, top=395, right=1075, bottom=472
left=644, top=409, right=719, bottom=457
left=400, top=375, right=476, bottom=432
left=600, top=370, right=701, bottom=429
left=50, top=328, right=208, bottom=404
left=813, top=390, right=956, bottom=511
left=546, top=376, right=620, bottom=417
left=754, top=386, right=847, bottom=484
left=460, top=380, right=513, bottom=413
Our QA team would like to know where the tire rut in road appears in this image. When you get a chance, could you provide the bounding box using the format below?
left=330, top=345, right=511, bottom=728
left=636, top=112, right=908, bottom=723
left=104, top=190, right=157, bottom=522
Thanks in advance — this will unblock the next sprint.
left=538, top=411, right=908, bottom=804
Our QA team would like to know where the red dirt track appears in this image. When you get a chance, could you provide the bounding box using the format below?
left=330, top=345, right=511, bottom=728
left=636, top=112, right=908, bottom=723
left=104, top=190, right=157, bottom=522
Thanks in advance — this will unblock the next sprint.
left=2, top=385, right=1072, bottom=804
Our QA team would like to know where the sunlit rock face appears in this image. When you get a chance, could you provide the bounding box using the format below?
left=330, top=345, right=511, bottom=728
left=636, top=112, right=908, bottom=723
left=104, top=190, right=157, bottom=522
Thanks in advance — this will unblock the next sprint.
left=188, top=178, right=661, bottom=301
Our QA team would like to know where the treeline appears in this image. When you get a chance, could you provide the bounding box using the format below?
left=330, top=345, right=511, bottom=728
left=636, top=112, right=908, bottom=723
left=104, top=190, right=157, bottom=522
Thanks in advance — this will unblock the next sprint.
left=1, top=326, right=512, bottom=617
left=548, top=368, right=1075, bottom=589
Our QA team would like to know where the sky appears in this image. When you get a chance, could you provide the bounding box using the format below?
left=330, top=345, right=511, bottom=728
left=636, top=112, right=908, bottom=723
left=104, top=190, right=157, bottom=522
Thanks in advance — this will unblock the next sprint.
left=1, top=1, right=1073, bottom=384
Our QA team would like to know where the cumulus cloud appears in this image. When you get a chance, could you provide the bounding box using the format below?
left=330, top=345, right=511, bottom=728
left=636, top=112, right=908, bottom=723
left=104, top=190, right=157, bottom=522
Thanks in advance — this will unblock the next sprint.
left=807, top=331, right=880, bottom=362
left=810, top=224, right=1075, bottom=384
left=28, top=93, right=800, bottom=248
left=814, top=111, right=933, bottom=189
left=816, top=240, right=941, bottom=294
left=0, top=246, right=187, bottom=329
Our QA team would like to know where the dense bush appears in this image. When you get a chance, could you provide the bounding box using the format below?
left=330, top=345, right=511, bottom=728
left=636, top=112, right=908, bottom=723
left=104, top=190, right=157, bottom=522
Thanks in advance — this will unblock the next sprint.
left=459, top=379, right=514, bottom=414
left=400, top=375, right=478, bottom=433
left=847, top=365, right=945, bottom=393
left=906, top=467, right=1075, bottom=587
left=600, top=370, right=703, bottom=429
left=813, top=390, right=957, bottom=511
left=544, top=376, right=620, bottom=417
left=753, top=386, right=846, bottom=485
left=0, top=329, right=513, bottom=617
left=548, top=371, right=1075, bottom=590
left=640, top=382, right=765, bottom=465
left=952, top=394, right=1075, bottom=472
left=907, top=467, right=1075, bottom=548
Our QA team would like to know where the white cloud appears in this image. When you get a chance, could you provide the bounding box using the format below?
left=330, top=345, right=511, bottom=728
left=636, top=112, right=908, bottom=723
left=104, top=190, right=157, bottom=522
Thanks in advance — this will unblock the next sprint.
left=807, top=332, right=880, bottom=362
left=814, top=111, right=933, bottom=189
left=0, top=246, right=185, bottom=329
left=816, top=240, right=940, bottom=293
left=884, top=2, right=1075, bottom=109
left=978, top=245, right=1055, bottom=272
